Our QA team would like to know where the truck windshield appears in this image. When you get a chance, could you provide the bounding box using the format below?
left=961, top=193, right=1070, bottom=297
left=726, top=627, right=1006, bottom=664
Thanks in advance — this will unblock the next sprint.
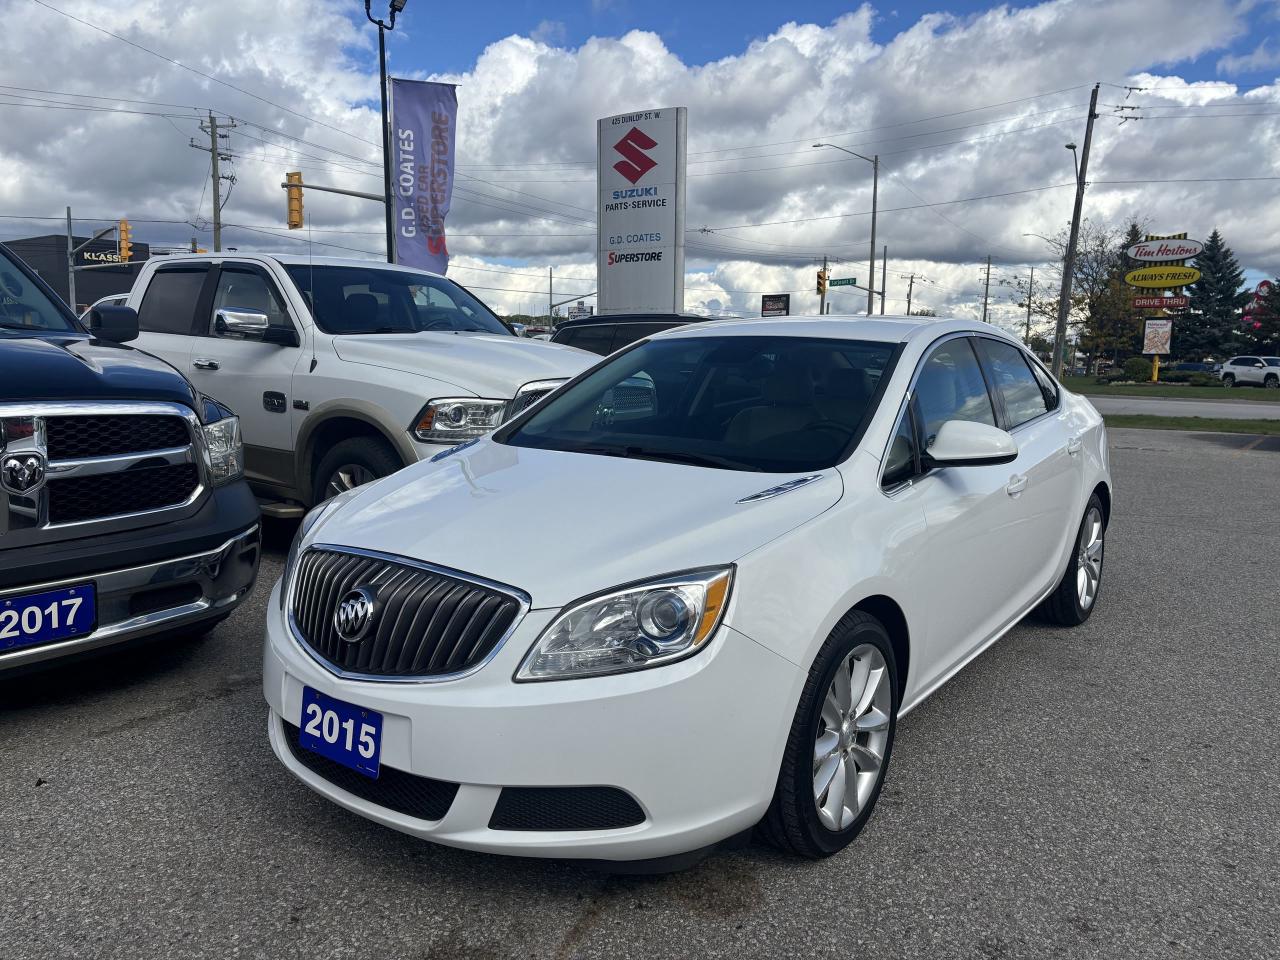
left=285, top=265, right=509, bottom=336
left=500, top=335, right=896, bottom=473
left=0, top=246, right=77, bottom=333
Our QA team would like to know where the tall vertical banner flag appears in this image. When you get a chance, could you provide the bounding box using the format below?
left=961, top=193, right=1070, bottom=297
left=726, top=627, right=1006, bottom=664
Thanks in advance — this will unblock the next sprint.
left=597, top=107, right=687, bottom=314
left=389, top=79, right=457, bottom=273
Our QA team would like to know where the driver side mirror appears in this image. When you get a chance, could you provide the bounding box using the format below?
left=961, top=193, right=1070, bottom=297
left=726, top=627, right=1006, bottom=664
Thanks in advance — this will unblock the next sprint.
left=215, top=308, right=299, bottom=347
left=923, top=420, right=1018, bottom=468
left=85, top=304, right=139, bottom=343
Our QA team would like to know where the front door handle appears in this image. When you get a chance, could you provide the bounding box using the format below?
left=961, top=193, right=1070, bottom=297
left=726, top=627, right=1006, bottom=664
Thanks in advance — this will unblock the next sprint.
left=1006, top=474, right=1029, bottom=497
left=192, top=358, right=219, bottom=371
left=1066, top=435, right=1083, bottom=456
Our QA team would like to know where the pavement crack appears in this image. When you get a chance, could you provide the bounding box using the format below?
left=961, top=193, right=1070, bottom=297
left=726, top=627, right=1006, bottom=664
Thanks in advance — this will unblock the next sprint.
left=86, top=674, right=259, bottom=740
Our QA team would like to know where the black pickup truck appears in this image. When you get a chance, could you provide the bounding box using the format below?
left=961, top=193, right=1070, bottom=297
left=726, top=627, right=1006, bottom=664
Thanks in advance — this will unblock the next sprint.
left=0, top=241, right=259, bottom=673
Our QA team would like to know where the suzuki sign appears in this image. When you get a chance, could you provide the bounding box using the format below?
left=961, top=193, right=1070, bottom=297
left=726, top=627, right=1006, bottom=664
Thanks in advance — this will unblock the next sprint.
left=597, top=107, right=687, bottom=315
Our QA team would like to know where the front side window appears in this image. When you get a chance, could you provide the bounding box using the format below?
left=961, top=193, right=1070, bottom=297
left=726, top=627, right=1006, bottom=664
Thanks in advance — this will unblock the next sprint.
left=881, top=406, right=918, bottom=489
left=286, top=265, right=508, bottom=336
left=502, top=335, right=896, bottom=473
left=210, top=268, right=292, bottom=334
left=138, top=268, right=206, bottom=335
left=0, top=246, right=77, bottom=333
left=977, top=338, right=1051, bottom=428
left=913, top=339, right=995, bottom=448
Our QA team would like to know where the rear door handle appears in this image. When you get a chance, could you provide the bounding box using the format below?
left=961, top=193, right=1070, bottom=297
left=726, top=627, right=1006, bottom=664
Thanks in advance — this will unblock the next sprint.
left=1066, top=436, right=1083, bottom=456
left=1006, top=474, right=1028, bottom=497
left=192, top=358, right=219, bottom=371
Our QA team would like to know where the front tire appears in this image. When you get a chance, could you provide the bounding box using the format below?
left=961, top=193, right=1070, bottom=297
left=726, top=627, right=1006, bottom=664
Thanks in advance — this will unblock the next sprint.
left=1037, top=493, right=1106, bottom=626
left=1265, top=374, right=1278, bottom=390
left=1223, top=374, right=1235, bottom=388
left=313, top=437, right=402, bottom=504
left=761, top=610, right=898, bottom=859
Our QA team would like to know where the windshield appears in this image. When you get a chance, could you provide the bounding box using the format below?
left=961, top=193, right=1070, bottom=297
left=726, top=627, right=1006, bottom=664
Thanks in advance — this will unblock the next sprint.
left=0, top=246, right=77, bottom=333
left=501, top=335, right=897, bottom=473
left=285, top=264, right=509, bottom=336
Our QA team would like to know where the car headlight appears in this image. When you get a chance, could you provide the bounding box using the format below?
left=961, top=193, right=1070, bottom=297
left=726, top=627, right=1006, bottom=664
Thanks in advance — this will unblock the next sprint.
left=515, top=567, right=733, bottom=681
left=412, top=398, right=507, bottom=442
left=200, top=416, right=243, bottom=486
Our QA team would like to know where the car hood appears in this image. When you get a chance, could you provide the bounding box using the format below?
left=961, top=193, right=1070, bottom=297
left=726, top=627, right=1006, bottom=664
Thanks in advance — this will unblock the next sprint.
left=308, top=439, right=843, bottom=607
left=0, top=333, right=196, bottom=407
left=330, top=332, right=593, bottom=398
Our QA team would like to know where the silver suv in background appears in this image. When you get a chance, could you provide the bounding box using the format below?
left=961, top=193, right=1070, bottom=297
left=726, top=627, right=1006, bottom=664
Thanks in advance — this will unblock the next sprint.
left=127, top=254, right=592, bottom=513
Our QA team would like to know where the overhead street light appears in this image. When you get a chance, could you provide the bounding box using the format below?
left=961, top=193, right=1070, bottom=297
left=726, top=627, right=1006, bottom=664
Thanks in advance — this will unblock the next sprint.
left=813, top=143, right=879, bottom=315
left=366, top=0, right=408, bottom=263
left=1065, top=142, right=1080, bottom=185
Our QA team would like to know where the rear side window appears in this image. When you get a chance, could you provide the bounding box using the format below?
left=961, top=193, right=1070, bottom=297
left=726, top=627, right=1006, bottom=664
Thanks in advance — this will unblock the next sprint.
left=977, top=338, right=1052, bottom=428
left=556, top=325, right=616, bottom=355
left=913, top=339, right=995, bottom=447
left=138, top=269, right=205, bottom=335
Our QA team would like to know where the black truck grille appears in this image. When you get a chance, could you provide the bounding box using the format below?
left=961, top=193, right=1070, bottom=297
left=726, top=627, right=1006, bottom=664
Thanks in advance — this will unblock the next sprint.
left=290, top=549, right=524, bottom=679
left=282, top=721, right=458, bottom=821
left=48, top=463, right=200, bottom=524
left=45, top=414, right=190, bottom=459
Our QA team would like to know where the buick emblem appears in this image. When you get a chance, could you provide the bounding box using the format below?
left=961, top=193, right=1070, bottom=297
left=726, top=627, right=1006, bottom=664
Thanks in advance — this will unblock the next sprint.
left=1, top=453, right=45, bottom=496
left=333, top=586, right=377, bottom=643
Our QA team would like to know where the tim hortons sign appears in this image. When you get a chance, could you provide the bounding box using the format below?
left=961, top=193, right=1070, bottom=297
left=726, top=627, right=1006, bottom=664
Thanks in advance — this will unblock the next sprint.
left=1125, top=238, right=1204, bottom=262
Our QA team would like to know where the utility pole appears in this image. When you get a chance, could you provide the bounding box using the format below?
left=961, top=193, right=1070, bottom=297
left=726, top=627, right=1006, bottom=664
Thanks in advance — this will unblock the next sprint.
left=548, top=267, right=553, bottom=323
left=819, top=254, right=828, bottom=316
left=981, top=255, right=992, bottom=324
left=880, top=245, right=887, bottom=315
left=867, top=156, right=878, bottom=315
left=1025, top=265, right=1035, bottom=344
left=1053, top=83, right=1100, bottom=377
left=905, top=273, right=915, bottom=316
left=190, top=112, right=236, bottom=252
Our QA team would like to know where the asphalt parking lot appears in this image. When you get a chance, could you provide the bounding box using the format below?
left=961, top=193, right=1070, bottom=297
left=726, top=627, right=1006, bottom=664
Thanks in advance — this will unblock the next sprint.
left=2, top=427, right=1277, bottom=960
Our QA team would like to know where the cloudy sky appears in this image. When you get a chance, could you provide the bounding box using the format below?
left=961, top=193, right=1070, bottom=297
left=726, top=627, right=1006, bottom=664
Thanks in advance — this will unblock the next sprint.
left=1, top=0, right=1278, bottom=334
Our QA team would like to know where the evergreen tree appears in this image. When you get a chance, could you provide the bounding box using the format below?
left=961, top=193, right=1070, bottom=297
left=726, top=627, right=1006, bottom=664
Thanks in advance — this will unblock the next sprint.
left=1183, top=229, right=1251, bottom=358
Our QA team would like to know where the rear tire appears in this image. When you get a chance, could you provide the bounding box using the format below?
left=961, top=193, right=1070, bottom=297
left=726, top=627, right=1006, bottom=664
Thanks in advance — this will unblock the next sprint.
left=313, top=437, right=402, bottom=504
left=1037, top=492, right=1106, bottom=626
left=760, top=610, right=898, bottom=859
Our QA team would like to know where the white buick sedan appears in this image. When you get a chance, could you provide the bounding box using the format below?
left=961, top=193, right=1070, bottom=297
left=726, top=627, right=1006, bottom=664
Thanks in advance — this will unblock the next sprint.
left=262, top=316, right=1111, bottom=866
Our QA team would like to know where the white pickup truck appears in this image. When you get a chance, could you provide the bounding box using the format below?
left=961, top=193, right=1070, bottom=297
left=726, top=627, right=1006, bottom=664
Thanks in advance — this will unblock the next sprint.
left=128, top=253, right=592, bottom=513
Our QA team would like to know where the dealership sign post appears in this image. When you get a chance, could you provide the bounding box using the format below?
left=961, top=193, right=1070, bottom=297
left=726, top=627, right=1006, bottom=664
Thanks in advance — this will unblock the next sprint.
left=389, top=79, right=458, bottom=274
left=597, top=107, right=687, bottom=314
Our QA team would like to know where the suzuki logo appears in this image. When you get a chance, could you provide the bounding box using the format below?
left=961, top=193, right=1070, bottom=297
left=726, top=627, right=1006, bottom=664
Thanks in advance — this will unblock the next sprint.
left=612, top=128, right=658, bottom=184
left=333, top=586, right=378, bottom=643
left=1, top=453, right=45, bottom=496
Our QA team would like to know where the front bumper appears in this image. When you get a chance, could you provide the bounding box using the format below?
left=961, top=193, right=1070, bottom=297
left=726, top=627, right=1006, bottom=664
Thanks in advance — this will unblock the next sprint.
left=263, top=579, right=800, bottom=861
left=0, top=483, right=261, bottom=672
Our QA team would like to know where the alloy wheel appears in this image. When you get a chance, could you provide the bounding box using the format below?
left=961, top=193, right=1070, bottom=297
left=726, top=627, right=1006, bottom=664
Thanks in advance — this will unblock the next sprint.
left=813, top=643, right=892, bottom=831
left=1076, top=505, right=1104, bottom=610
left=325, top=463, right=377, bottom=498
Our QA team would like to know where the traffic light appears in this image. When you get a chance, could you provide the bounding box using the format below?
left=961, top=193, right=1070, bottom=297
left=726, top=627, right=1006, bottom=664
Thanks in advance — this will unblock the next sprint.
left=286, top=171, right=304, bottom=229
left=816, top=269, right=827, bottom=296
left=118, top=218, right=132, bottom=261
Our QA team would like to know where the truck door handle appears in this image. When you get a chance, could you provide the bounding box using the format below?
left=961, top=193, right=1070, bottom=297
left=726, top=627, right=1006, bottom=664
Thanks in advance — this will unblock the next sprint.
left=1006, top=474, right=1029, bottom=497
left=1066, top=436, right=1083, bottom=456
left=192, top=358, right=219, bottom=371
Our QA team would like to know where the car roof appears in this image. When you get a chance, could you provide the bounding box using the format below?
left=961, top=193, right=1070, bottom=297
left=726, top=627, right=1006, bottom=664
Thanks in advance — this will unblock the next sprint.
left=148, top=252, right=447, bottom=279
left=554, top=314, right=704, bottom=331
left=649, top=314, right=1010, bottom=346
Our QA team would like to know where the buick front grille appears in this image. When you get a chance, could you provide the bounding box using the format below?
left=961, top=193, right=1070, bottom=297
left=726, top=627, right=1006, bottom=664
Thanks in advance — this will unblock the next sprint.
left=290, top=549, right=526, bottom=679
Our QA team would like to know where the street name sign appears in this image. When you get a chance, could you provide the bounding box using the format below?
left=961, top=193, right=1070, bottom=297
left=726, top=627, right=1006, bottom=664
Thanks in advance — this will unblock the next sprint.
left=828, top=277, right=857, bottom=287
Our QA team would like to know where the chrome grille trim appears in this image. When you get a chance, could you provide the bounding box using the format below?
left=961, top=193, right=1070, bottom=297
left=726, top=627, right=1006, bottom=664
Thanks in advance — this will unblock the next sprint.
left=286, top=544, right=530, bottom=684
left=0, top=401, right=206, bottom=534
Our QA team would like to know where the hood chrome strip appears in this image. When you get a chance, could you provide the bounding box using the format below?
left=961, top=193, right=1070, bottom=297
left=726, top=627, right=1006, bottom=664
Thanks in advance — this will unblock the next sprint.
left=737, top=474, right=825, bottom=504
